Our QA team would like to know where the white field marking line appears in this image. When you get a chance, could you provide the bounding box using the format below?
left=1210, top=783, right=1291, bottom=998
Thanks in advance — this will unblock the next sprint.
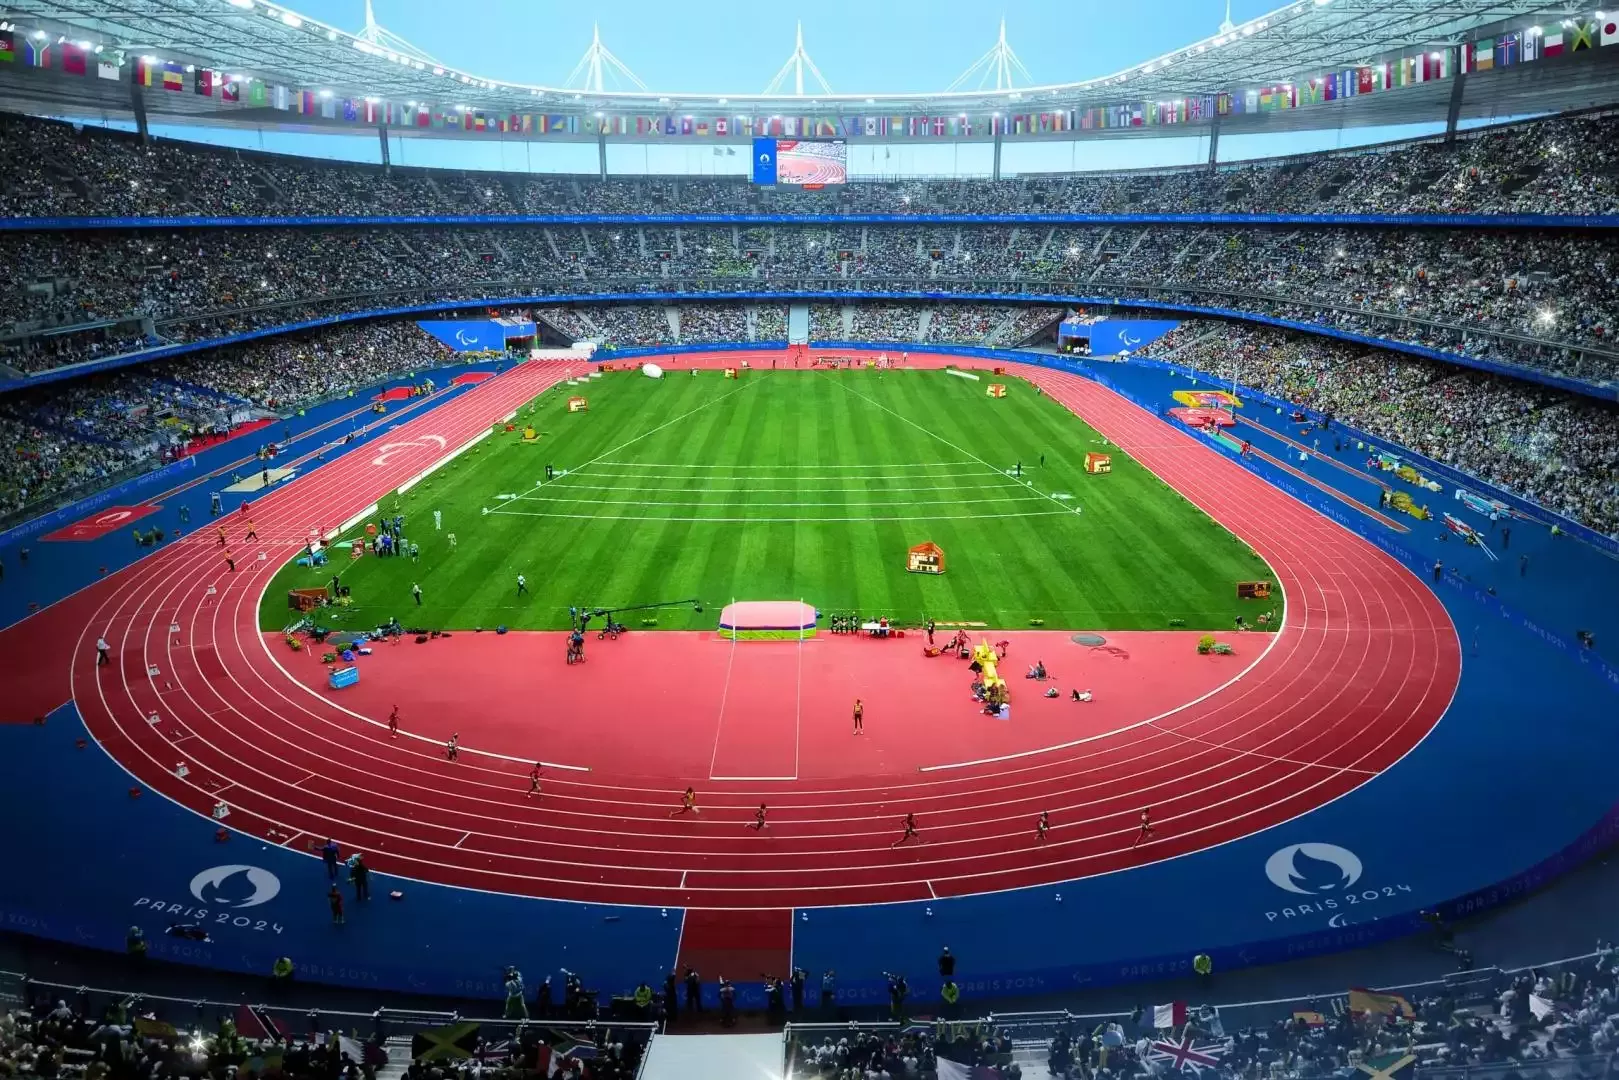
left=488, top=509, right=1077, bottom=525
left=794, top=624, right=805, bottom=782
left=202, top=369, right=1444, bottom=893
left=527, top=477, right=1012, bottom=492
left=508, top=493, right=1054, bottom=508
left=834, top=381, right=1082, bottom=515
left=522, top=379, right=759, bottom=496
left=454, top=831, right=472, bottom=848
left=590, top=460, right=976, bottom=469
left=709, top=776, right=799, bottom=782
left=927, top=880, right=939, bottom=900
left=706, top=628, right=742, bottom=781
left=1142, top=719, right=1378, bottom=775
left=83, top=363, right=1445, bottom=897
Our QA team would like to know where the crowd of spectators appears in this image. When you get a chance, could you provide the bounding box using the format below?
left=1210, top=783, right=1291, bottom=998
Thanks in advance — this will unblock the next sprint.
left=5, top=109, right=1618, bottom=220
left=534, top=303, right=1050, bottom=349
left=4, top=301, right=1613, bottom=536
left=4, top=222, right=1613, bottom=383
left=0, top=318, right=457, bottom=520
left=0, top=993, right=645, bottom=1080
left=1143, top=319, right=1619, bottom=536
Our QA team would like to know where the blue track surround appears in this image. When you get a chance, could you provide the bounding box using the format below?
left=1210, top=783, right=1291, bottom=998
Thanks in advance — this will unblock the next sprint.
left=0, top=361, right=510, bottom=629
left=2, top=347, right=1617, bottom=1010
left=5, top=291, right=1611, bottom=403
left=2, top=212, right=1617, bottom=230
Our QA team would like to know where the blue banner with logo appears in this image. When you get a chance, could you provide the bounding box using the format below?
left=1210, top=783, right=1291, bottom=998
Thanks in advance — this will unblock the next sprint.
left=415, top=320, right=507, bottom=352
left=751, top=137, right=778, bottom=185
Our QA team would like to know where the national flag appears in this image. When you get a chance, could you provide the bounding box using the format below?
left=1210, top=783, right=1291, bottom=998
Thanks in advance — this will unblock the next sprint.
left=1154, top=1002, right=1188, bottom=1028
left=1148, top=1032, right=1229, bottom=1074
left=1496, top=33, right=1520, bottom=66
left=195, top=68, right=216, bottom=95
left=1570, top=21, right=1596, bottom=50
left=715, top=116, right=729, bottom=136
left=935, top=1061, right=1002, bottom=1080
left=235, top=1004, right=283, bottom=1039
left=1348, top=988, right=1415, bottom=1018
left=364, top=100, right=380, bottom=124
left=294, top=90, right=315, bottom=113
left=414, top=104, right=430, bottom=127
left=222, top=80, right=240, bottom=102
left=272, top=85, right=289, bottom=110
left=97, top=61, right=119, bottom=80
left=1542, top=28, right=1564, bottom=56
left=1529, top=994, right=1556, bottom=1020
left=24, top=38, right=49, bottom=67
left=342, top=99, right=359, bottom=122
left=534, top=1028, right=597, bottom=1076
left=161, top=62, right=184, bottom=90
left=1602, top=17, right=1619, bottom=45
left=0, top=30, right=14, bottom=62
left=335, top=1034, right=387, bottom=1066
left=1474, top=40, right=1495, bottom=71
left=247, top=82, right=267, bottom=106
left=1292, top=1011, right=1327, bottom=1027
left=61, top=42, right=87, bottom=75
left=1521, top=28, right=1540, bottom=62
left=1459, top=41, right=1476, bottom=73
left=1357, top=1053, right=1416, bottom=1080
left=410, top=1022, right=480, bottom=1062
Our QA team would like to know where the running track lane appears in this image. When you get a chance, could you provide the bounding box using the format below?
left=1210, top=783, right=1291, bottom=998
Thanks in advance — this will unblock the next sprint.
left=60, top=354, right=1459, bottom=908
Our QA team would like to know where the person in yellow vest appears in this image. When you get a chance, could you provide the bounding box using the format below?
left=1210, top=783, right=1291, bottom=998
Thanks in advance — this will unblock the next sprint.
left=941, top=978, right=961, bottom=1020
left=633, top=981, right=654, bottom=1020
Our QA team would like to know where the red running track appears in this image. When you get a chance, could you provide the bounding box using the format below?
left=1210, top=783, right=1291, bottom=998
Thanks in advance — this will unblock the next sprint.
left=3, top=353, right=1460, bottom=912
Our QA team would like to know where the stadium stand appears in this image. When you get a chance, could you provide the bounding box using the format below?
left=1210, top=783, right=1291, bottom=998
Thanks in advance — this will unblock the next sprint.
left=4, top=110, right=1619, bottom=219
left=2, top=222, right=1614, bottom=384
left=2, top=302, right=1615, bottom=537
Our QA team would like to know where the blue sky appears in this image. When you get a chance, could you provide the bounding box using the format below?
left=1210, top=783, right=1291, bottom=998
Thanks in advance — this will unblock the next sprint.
left=122, top=0, right=1459, bottom=177
left=287, top=0, right=1280, bottom=95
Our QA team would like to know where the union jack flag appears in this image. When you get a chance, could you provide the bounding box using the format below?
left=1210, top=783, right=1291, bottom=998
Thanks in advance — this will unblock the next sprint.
left=1148, top=1032, right=1229, bottom=1074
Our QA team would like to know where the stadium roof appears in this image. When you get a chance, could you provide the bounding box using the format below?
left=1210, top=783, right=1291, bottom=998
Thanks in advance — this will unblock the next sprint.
left=0, top=0, right=1613, bottom=141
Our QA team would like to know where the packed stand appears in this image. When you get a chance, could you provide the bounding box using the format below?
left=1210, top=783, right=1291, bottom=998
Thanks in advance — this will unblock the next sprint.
left=0, top=319, right=457, bottom=519
left=678, top=304, right=748, bottom=344
left=4, top=222, right=1614, bottom=383
left=5, top=110, right=1619, bottom=220
left=1143, top=320, right=1619, bottom=537
left=584, top=306, right=672, bottom=348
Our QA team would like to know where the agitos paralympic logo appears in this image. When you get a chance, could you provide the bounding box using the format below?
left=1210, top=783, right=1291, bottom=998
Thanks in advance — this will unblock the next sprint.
left=1263, top=843, right=1412, bottom=926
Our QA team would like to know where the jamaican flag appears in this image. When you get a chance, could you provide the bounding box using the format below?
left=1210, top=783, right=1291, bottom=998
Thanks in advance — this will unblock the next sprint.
left=411, top=1021, right=480, bottom=1062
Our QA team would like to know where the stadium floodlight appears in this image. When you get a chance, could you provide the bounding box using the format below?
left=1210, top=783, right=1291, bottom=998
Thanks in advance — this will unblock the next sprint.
left=280, top=11, right=301, bottom=28
left=948, top=21, right=1034, bottom=93
left=563, top=24, right=648, bottom=94
left=763, top=22, right=832, bottom=97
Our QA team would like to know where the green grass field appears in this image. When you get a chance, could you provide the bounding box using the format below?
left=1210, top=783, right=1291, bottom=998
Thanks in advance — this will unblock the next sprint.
left=260, top=369, right=1279, bottom=632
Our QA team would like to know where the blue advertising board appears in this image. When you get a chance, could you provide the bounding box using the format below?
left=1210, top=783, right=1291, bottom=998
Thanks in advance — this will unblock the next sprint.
left=751, top=137, right=778, bottom=185
left=415, top=320, right=508, bottom=352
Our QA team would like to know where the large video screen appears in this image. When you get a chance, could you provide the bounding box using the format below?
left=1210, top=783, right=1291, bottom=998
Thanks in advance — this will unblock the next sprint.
left=753, top=138, right=846, bottom=186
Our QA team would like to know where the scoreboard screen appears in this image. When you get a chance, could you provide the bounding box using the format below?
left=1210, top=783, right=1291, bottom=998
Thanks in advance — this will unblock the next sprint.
left=752, top=138, right=846, bottom=186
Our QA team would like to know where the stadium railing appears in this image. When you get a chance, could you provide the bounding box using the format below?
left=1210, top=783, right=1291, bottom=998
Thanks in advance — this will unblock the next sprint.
left=0, top=967, right=656, bottom=1076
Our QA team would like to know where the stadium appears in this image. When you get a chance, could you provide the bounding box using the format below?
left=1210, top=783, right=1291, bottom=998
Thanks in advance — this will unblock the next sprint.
left=0, top=0, right=1618, bottom=1076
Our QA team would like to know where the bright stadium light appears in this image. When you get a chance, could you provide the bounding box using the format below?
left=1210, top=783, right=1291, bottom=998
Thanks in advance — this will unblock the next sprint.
left=280, top=11, right=301, bottom=27
left=326, top=29, right=337, bottom=40
left=318, top=88, right=332, bottom=98
left=1538, top=309, right=1557, bottom=324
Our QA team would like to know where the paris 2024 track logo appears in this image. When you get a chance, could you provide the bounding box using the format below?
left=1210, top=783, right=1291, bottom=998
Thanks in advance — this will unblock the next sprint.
left=1263, top=843, right=1412, bottom=928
